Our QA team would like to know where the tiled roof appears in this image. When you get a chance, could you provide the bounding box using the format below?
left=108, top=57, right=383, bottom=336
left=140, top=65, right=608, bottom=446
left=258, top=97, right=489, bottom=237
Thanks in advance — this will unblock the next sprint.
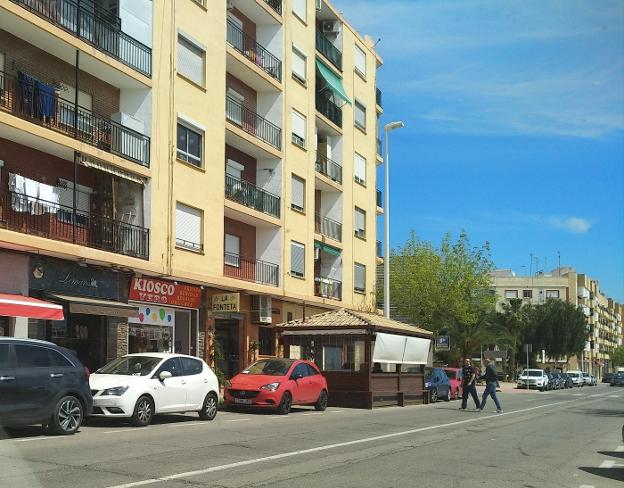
left=274, top=308, right=432, bottom=337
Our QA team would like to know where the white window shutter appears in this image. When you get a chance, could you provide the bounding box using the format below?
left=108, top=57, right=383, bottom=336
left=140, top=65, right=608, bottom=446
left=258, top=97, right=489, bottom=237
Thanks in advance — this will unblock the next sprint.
left=355, top=101, right=366, bottom=129
left=355, top=263, right=366, bottom=291
left=225, top=234, right=240, bottom=266
left=291, top=176, right=304, bottom=210
left=291, top=242, right=305, bottom=277
left=292, top=47, right=306, bottom=81
left=176, top=203, right=202, bottom=249
left=291, top=111, right=306, bottom=139
left=355, top=208, right=365, bottom=235
left=354, top=45, right=366, bottom=77
left=354, top=153, right=366, bottom=183
left=293, top=0, right=307, bottom=21
left=178, top=36, right=204, bottom=86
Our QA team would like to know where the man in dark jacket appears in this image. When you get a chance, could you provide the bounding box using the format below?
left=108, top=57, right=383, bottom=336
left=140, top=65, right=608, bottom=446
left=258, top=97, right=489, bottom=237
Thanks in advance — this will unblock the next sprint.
left=460, top=358, right=480, bottom=410
left=479, top=357, right=503, bottom=413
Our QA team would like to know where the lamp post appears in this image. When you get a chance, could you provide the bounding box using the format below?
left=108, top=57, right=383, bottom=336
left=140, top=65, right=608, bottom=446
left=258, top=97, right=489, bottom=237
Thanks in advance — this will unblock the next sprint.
left=383, top=121, right=404, bottom=319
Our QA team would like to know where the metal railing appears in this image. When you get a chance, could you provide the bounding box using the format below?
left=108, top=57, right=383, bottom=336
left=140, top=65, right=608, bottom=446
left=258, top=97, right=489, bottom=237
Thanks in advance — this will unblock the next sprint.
left=263, top=0, right=282, bottom=15
left=226, top=96, right=281, bottom=150
left=12, top=0, right=152, bottom=77
left=376, top=189, right=382, bottom=208
left=316, top=94, right=342, bottom=127
left=225, top=174, right=281, bottom=218
left=314, top=277, right=342, bottom=300
left=227, top=19, right=282, bottom=82
left=224, top=252, right=279, bottom=287
left=315, top=213, right=342, bottom=242
left=316, top=31, right=342, bottom=70
left=315, top=153, right=342, bottom=183
left=0, top=70, right=150, bottom=167
left=0, top=189, right=149, bottom=259
left=376, top=87, right=382, bottom=107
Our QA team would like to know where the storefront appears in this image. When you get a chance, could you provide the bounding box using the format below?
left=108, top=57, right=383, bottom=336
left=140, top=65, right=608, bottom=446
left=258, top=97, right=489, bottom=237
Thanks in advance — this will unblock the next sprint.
left=128, top=276, right=202, bottom=357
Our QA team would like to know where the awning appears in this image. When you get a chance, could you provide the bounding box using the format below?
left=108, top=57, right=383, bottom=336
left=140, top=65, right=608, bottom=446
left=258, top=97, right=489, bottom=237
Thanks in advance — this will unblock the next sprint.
left=47, top=294, right=139, bottom=318
left=0, top=293, right=64, bottom=320
left=372, top=332, right=431, bottom=365
left=314, top=241, right=342, bottom=257
left=316, top=59, right=352, bottom=105
left=80, top=156, right=147, bottom=185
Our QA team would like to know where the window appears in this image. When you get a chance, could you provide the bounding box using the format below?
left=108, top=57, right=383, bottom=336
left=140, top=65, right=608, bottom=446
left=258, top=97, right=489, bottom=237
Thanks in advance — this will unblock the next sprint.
left=0, top=344, right=9, bottom=368
left=49, top=350, right=73, bottom=367
left=15, top=345, right=52, bottom=368
left=259, top=326, right=274, bottom=356
left=354, top=207, right=366, bottom=238
left=287, top=312, right=294, bottom=321
left=523, top=290, right=533, bottom=299
left=354, top=262, right=366, bottom=293
left=57, top=179, right=92, bottom=225
left=292, top=46, right=307, bottom=83
left=176, top=202, right=203, bottom=251
left=504, top=290, right=518, bottom=299
left=293, top=0, right=307, bottom=22
left=546, top=290, right=560, bottom=299
left=181, top=357, right=203, bottom=376
left=59, top=83, right=92, bottom=131
left=291, top=241, right=305, bottom=278
left=354, top=100, right=366, bottom=130
left=177, top=34, right=205, bottom=86
left=177, top=122, right=203, bottom=167
left=291, top=110, right=306, bottom=148
left=224, top=234, right=240, bottom=267
left=292, top=363, right=309, bottom=378
left=354, top=153, right=366, bottom=185
left=354, top=45, right=366, bottom=78
left=226, top=88, right=245, bottom=125
left=291, top=175, right=305, bottom=212
left=156, top=358, right=184, bottom=377
left=305, top=364, right=320, bottom=376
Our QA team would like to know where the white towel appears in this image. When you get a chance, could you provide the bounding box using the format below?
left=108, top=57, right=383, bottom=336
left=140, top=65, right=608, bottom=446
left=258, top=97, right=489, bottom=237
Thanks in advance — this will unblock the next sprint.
left=24, top=178, right=41, bottom=215
left=37, top=183, right=60, bottom=212
left=11, top=174, right=29, bottom=212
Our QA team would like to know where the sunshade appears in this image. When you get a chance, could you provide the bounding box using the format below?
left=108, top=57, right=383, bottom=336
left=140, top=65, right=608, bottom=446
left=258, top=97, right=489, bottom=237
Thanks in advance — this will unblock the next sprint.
left=0, top=293, right=64, bottom=320
left=314, top=241, right=342, bottom=257
left=46, top=294, right=139, bottom=318
left=316, top=59, right=351, bottom=105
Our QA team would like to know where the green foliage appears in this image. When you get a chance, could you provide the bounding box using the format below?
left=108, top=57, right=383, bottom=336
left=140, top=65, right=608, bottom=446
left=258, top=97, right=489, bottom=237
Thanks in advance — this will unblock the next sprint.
left=610, top=346, right=624, bottom=368
left=209, top=333, right=226, bottom=386
left=494, top=298, right=530, bottom=371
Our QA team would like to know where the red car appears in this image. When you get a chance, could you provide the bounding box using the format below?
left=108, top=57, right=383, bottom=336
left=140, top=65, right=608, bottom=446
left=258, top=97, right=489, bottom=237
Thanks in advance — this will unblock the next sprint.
left=443, top=367, right=463, bottom=400
left=224, top=358, right=328, bottom=414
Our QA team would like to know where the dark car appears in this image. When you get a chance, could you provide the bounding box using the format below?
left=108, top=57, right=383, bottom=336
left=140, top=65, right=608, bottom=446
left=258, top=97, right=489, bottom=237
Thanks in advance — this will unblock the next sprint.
left=559, top=373, right=573, bottom=389
left=611, top=372, right=624, bottom=387
left=424, top=367, right=451, bottom=402
left=602, top=373, right=614, bottom=384
left=0, top=338, right=92, bottom=435
left=545, top=373, right=558, bottom=390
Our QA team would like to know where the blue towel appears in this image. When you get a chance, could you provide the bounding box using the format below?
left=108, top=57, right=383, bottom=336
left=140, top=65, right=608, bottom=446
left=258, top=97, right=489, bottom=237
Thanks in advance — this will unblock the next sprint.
left=36, top=80, right=56, bottom=118
left=18, top=72, right=35, bottom=117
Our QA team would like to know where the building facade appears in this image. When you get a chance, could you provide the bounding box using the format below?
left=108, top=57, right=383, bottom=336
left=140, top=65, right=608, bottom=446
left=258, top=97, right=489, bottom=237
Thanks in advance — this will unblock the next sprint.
left=0, top=0, right=383, bottom=377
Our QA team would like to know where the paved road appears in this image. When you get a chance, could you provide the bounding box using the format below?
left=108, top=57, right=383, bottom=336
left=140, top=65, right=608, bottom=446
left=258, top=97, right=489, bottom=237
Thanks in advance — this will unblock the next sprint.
left=1, top=384, right=622, bottom=488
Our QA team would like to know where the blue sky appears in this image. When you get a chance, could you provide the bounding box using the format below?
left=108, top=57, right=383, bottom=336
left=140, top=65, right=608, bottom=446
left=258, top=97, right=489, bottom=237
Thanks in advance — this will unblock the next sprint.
left=333, top=0, right=624, bottom=301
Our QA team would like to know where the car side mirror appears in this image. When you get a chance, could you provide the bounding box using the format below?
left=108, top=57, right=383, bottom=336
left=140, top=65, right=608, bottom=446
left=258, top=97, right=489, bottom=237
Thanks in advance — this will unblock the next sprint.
left=159, top=371, right=172, bottom=381
left=292, top=373, right=303, bottom=381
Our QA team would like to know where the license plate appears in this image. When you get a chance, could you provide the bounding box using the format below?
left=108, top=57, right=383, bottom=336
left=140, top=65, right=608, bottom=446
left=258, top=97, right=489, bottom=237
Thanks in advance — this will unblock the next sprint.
left=234, top=398, right=252, bottom=405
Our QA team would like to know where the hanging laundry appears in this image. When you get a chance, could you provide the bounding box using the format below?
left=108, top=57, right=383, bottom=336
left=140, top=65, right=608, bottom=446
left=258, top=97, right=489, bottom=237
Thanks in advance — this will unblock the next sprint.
left=37, top=182, right=60, bottom=212
left=9, top=173, right=29, bottom=212
left=18, top=72, right=35, bottom=118
left=36, top=80, right=56, bottom=120
left=24, top=177, right=41, bottom=215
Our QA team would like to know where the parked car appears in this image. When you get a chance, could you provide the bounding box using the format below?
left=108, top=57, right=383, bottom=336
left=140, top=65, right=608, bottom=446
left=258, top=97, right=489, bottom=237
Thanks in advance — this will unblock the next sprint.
left=89, top=353, right=219, bottom=426
left=224, top=358, right=328, bottom=414
left=442, top=367, right=463, bottom=400
left=0, top=338, right=92, bottom=435
left=611, top=372, right=624, bottom=386
left=545, top=373, right=557, bottom=390
left=566, top=370, right=584, bottom=387
left=602, top=373, right=614, bottom=383
left=559, top=373, right=573, bottom=389
left=517, top=369, right=549, bottom=391
left=424, top=367, right=451, bottom=402
left=582, top=372, right=597, bottom=386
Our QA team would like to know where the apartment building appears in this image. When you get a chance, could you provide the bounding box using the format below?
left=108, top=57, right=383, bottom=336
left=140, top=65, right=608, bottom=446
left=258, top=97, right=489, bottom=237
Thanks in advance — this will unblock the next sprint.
left=490, top=268, right=623, bottom=375
left=0, top=0, right=383, bottom=378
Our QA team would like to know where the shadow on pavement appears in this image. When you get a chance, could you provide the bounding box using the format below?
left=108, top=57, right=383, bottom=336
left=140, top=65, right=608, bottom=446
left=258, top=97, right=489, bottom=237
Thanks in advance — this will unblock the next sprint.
left=0, top=425, right=47, bottom=440
left=578, top=467, right=624, bottom=482
left=575, top=408, right=624, bottom=418
left=598, top=451, right=624, bottom=459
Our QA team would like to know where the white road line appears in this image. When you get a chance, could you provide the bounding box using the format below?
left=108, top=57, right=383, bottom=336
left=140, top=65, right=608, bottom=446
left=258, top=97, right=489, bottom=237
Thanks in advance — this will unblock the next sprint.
left=269, top=416, right=289, bottom=420
left=608, top=395, right=621, bottom=399
left=572, top=393, right=583, bottom=396
left=579, top=485, right=595, bottom=488
left=301, top=413, right=325, bottom=416
left=103, top=429, right=148, bottom=435
left=168, top=422, right=204, bottom=428
left=225, top=419, right=250, bottom=422
left=599, top=460, right=615, bottom=468
left=103, top=398, right=588, bottom=488
left=589, top=394, right=602, bottom=398
left=615, top=446, right=624, bottom=452
left=330, top=410, right=344, bottom=413
left=15, top=436, right=71, bottom=443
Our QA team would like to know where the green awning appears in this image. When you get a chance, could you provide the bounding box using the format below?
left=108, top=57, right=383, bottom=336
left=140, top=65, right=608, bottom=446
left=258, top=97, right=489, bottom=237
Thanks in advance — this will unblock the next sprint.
left=316, top=59, right=352, bottom=106
left=314, top=241, right=342, bottom=257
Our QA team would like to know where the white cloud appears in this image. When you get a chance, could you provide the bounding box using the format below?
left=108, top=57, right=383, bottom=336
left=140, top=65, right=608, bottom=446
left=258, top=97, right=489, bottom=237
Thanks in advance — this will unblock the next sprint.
left=547, top=217, right=592, bottom=234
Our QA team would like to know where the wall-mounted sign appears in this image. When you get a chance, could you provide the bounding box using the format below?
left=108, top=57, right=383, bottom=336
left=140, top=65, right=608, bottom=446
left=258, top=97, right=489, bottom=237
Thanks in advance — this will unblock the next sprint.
left=128, top=305, right=176, bottom=327
left=435, top=335, right=450, bottom=351
left=212, top=293, right=240, bottom=312
left=129, top=277, right=201, bottom=309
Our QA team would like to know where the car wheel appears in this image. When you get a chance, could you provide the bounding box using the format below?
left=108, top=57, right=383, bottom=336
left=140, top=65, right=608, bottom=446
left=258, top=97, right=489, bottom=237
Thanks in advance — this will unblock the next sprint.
left=49, top=396, right=83, bottom=435
left=131, top=395, right=154, bottom=427
left=199, top=392, right=218, bottom=421
left=277, top=392, right=292, bottom=415
left=430, top=389, right=438, bottom=403
left=314, top=390, right=328, bottom=411
left=539, top=386, right=545, bottom=392
left=443, top=389, right=451, bottom=402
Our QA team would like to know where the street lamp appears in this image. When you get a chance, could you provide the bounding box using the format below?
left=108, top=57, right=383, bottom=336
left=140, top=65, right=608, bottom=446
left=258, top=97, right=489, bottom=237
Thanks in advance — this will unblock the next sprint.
left=383, top=120, right=404, bottom=319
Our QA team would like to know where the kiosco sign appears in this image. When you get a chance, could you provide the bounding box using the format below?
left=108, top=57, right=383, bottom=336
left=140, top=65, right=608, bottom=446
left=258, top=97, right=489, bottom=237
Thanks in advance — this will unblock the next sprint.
left=129, top=277, right=201, bottom=309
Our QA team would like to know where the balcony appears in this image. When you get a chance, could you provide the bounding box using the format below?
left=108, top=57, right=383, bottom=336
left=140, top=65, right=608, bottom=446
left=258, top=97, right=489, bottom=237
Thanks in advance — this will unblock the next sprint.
left=377, top=240, right=382, bottom=258
left=315, top=213, right=342, bottom=242
left=314, top=277, right=342, bottom=300
left=315, top=31, right=342, bottom=71
left=377, top=137, right=382, bottom=156
left=226, top=96, right=281, bottom=150
left=0, top=188, right=149, bottom=259
left=376, top=190, right=383, bottom=208
left=376, top=87, right=382, bottom=108
left=316, top=95, right=342, bottom=127
left=263, top=0, right=282, bottom=15
left=11, top=0, right=152, bottom=77
left=315, top=153, right=342, bottom=184
left=0, top=70, right=150, bottom=167
left=224, top=252, right=279, bottom=287
left=225, top=174, right=280, bottom=218
left=227, top=19, right=282, bottom=82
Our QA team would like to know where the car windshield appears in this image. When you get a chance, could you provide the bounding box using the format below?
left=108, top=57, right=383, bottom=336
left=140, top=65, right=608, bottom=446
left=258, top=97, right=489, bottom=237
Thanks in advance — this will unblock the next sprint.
left=522, top=370, right=543, bottom=377
left=444, top=370, right=456, bottom=379
left=96, top=356, right=162, bottom=376
left=242, top=359, right=295, bottom=376
left=582, top=373, right=589, bottom=377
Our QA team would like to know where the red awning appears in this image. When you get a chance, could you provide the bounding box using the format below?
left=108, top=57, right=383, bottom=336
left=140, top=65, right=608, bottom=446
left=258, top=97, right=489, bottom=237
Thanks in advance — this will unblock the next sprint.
left=0, top=294, right=64, bottom=321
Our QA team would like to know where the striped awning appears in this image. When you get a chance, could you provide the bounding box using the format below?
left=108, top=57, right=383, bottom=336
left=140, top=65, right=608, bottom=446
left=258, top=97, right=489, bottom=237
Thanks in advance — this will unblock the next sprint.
left=0, top=294, right=64, bottom=321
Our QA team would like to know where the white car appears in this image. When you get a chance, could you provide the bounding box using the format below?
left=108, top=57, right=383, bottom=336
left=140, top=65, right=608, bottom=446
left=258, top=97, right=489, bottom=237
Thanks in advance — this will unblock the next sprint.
left=516, top=369, right=549, bottom=391
left=89, top=353, right=220, bottom=426
left=566, top=370, right=584, bottom=387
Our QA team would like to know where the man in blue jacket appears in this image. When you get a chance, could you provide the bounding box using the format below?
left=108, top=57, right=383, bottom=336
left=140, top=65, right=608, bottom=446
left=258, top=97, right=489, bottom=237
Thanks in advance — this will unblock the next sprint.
left=460, top=358, right=480, bottom=410
left=479, top=357, right=503, bottom=413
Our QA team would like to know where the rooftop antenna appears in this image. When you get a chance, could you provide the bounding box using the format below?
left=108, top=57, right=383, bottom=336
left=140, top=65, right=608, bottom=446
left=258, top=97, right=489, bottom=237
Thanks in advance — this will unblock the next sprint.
left=373, top=37, right=381, bottom=47
left=557, top=251, right=561, bottom=276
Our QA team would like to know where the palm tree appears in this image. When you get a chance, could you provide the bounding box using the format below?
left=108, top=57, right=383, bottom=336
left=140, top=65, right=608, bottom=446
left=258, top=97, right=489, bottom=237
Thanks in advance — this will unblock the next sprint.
left=447, top=311, right=512, bottom=365
left=497, top=298, right=527, bottom=373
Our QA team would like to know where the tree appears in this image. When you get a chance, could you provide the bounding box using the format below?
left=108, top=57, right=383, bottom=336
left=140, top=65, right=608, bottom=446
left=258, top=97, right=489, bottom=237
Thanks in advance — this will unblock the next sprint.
left=610, top=346, right=624, bottom=368
left=495, top=298, right=529, bottom=372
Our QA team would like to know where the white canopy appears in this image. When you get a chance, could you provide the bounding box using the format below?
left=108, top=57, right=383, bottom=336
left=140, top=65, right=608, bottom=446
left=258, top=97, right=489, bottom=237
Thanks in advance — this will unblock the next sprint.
left=372, top=332, right=431, bottom=365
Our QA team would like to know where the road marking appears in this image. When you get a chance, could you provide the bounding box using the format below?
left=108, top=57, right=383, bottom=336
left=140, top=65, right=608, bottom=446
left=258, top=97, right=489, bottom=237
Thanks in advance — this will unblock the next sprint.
left=301, top=413, right=325, bottom=416
left=225, top=419, right=250, bottom=422
left=608, top=395, right=621, bottom=399
left=168, top=422, right=204, bottom=428
left=269, top=416, right=289, bottom=420
left=572, top=393, right=583, bottom=396
left=589, top=394, right=602, bottom=398
left=330, top=410, right=344, bottom=413
left=615, top=446, right=624, bottom=452
left=15, top=436, right=71, bottom=443
left=103, top=398, right=588, bottom=488
left=103, top=429, right=148, bottom=434
left=599, top=460, right=615, bottom=468
left=579, top=485, right=595, bottom=488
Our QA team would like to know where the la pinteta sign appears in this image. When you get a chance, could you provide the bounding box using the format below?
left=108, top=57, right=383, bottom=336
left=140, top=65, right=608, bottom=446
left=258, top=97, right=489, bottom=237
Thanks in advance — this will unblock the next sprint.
left=129, top=277, right=201, bottom=309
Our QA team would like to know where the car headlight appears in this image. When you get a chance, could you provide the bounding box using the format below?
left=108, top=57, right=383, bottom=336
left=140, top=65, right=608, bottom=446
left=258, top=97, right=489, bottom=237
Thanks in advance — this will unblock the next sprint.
left=260, top=382, right=280, bottom=391
left=101, top=386, right=129, bottom=396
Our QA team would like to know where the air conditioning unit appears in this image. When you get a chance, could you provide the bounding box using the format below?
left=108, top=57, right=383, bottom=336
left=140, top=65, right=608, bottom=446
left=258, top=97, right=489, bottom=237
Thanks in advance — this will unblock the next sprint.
left=322, top=21, right=339, bottom=34
left=252, top=295, right=272, bottom=324
left=315, top=0, right=322, bottom=10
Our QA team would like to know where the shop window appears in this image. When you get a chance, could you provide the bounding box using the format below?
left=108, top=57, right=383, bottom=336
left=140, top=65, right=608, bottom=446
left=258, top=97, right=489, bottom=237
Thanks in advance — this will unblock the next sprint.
left=259, top=326, right=274, bottom=356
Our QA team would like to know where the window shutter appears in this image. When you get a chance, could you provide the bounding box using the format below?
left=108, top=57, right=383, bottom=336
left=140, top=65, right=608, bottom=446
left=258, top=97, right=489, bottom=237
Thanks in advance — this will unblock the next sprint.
left=292, top=47, right=306, bottom=81
left=354, top=263, right=366, bottom=292
left=354, top=101, right=366, bottom=129
left=58, top=179, right=92, bottom=213
left=176, top=203, right=202, bottom=249
left=355, top=208, right=365, bottom=236
left=291, top=242, right=305, bottom=277
left=178, top=36, right=204, bottom=86
left=291, top=176, right=304, bottom=211
left=354, top=45, right=366, bottom=77
left=354, top=153, right=366, bottom=183
left=292, top=111, right=306, bottom=139
left=225, top=234, right=240, bottom=267
left=293, top=0, right=307, bottom=21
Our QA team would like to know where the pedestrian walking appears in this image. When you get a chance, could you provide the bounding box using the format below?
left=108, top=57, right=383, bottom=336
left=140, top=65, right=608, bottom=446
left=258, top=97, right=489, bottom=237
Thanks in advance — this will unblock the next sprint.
left=460, top=358, right=480, bottom=410
left=479, top=357, right=503, bottom=413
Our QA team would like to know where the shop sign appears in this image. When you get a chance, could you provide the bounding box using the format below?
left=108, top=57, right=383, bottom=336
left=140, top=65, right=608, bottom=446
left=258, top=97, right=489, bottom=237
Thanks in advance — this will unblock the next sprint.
left=212, top=293, right=240, bottom=312
left=129, top=277, right=201, bottom=309
left=435, top=335, right=450, bottom=351
left=128, top=305, right=176, bottom=327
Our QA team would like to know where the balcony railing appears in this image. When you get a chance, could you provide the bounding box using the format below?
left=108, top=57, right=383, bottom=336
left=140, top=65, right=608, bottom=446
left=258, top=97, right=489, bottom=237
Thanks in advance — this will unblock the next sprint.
left=224, top=252, right=279, bottom=287
left=225, top=174, right=281, bottom=218
left=376, top=87, right=382, bottom=107
left=11, top=0, right=152, bottom=77
left=376, top=240, right=382, bottom=258
left=315, top=213, right=342, bottom=242
left=0, top=70, right=150, bottom=167
left=316, top=31, right=342, bottom=70
left=263, top=0, right=282, bottom=15
left=314, top=277, right=342, bottom=300
left=316, top=94, right=342, bottom=127
left=226, top=96, right=281, bottom=150
left=376, top=190, right=382, bottom=208
left=227, top=20, right=282, bottom=82
left=315, top=153, right=342, bottom=184
left=377, top=137, right=382, bottom=156
left=0, top=189, right=149, bottom=259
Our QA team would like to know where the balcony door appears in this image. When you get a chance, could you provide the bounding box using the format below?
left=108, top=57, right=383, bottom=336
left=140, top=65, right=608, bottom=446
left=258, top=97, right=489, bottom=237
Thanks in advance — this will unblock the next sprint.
left=226, top=88, right=245, bottom=126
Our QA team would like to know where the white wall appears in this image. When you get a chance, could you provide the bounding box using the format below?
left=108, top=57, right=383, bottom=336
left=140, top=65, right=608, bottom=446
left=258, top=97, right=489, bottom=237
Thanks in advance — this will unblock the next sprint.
left=320, top=252, right=342, bottom=281
left=321, top=192, right=342, bottom=223
left=119, top=89, right=152, bottom=136
left=257, top=25, right=282, bottom=59
left=119, top=0, right=153, bottom=48
left=257, top=92, right=282, bottom=127
left=256, top=159, right=281, bottom=196
left=256, top=227, right=281, bottom=269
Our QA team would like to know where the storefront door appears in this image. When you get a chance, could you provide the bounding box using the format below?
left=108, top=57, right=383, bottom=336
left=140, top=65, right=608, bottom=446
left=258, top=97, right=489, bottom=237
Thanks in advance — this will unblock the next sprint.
left=175, top=311, right=191, bottom=355
left=215, top=320, right=239, bottom=379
